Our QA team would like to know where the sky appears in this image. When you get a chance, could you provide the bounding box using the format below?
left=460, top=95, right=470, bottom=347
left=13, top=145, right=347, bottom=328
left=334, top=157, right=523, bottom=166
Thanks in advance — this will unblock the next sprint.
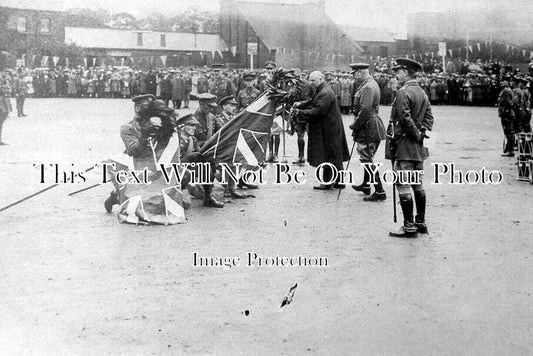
left=6, top=0, right=530, bottom=37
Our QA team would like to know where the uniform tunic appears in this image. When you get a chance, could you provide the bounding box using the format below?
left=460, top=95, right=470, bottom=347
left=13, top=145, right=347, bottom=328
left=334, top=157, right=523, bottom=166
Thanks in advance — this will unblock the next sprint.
left=387, top=79, right=434, bottom=162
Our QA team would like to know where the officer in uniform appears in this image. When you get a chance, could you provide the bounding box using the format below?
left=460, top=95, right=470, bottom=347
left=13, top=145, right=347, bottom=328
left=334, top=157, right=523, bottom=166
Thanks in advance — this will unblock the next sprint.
left=14, top=69, right=27, bottom=117
left=0, top=72, right=12, bottom=145
left=209, top=63, right=236, bottom=104
left=349, top=63, right=386, bottom=201
left=213, top=96, right=247, bottom=198
left=498, top=81, right=515, bottom=156
left=236, top=71, right=260, bottom=112
left=518, top=77, right=531, bottom=133
left=193, top=93, right=221, bottom=147
left=216, top=95, right=238, bottom=126
left=510, top=76, right=525, bottom=134
left=176, top=113, right=225, bottom=208
left=290, top=68, right=314, bottom=165
left=387, top=58, right=434, bottom=238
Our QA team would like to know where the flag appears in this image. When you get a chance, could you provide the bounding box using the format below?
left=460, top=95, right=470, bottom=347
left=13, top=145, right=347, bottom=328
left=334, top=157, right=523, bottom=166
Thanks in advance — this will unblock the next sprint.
left=468, top=45, right=473, bottom=53
left=41, top=56, right=49, bottom=66
left=477, top=43, right=481, bottom=51
left=113, top=133, right=186, bottom=225
left=199, top=51, right=204, bottom=59
left=506, top=45, right=510, bottom=53
left=200, top=93, right=277, bottom=166
left=53, top=56, right=60, bottom=66
left=523, top=49, right=526, bottom=57
left=448, top=49, right=453, bottom=57
left=160, top=55, right=167, bottom=66
left=92, top=58, right=96, bottom=66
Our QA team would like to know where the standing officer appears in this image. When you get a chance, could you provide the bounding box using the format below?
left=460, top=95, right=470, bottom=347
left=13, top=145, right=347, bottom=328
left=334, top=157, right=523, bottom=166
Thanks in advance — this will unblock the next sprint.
left=290, top=68, right=314, bottom=165
left=236, top=71, right=260, bottom=112
left=387, top=58, right=434, bottom=238
left=498, top=80, right=515, bottom=156
left=209, top=63, right=236, bottom=104
left=349, top=63, right=386, bottom=201
left=0, top=72, right=12, bottom=145
left=510, top=76, right=525, bottom=134
left=14, top=69, right=28, bottom=117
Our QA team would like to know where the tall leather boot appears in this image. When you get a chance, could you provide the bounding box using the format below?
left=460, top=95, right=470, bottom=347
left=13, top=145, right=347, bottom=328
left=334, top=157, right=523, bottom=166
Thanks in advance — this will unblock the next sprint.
left=352, top=165, right=371, bottom=195
left=272, top=135, right=280, bottom=163
left=502, top=135, right=515, bottom=156
left=363, top=167, right=386, bottom=201
left=203, top=185, right=224, bottom=208
left=389, top=194, right=417, bottom=238
left=413, top=189, right=428, bottom=234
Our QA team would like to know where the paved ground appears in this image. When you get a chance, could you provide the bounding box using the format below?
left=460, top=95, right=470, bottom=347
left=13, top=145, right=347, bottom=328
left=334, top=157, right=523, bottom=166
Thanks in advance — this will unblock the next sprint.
left=0, top=98, right=532, bottom=355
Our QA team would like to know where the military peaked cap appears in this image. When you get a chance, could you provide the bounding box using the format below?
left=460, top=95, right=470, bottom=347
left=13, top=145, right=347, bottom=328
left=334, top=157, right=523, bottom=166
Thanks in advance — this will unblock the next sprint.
left=349, top=63, right=369, bottom=72
left=177, top=113, right=200, bottom=126
left=392, top=58, right=422, bottom=72
left=264, top=61, right=276, bottom=69
left=132, top=94, right=156, bottom=103
left=218, top=96, right=238, bottom=106
left=197, top=93, right=218, bottom=107
left=242, top=71, right=255, bottom=80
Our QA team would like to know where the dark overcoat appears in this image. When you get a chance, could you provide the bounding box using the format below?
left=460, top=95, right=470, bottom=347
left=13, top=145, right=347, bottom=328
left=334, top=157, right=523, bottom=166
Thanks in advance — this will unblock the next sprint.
left=298, top=82, right=350, bottom=168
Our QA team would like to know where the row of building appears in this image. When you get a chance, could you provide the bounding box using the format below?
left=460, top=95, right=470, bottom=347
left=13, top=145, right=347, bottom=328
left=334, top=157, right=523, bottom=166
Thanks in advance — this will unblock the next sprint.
left=0, top=0, right=406, bottom=70
left=2, top=0, right=531, bottom=70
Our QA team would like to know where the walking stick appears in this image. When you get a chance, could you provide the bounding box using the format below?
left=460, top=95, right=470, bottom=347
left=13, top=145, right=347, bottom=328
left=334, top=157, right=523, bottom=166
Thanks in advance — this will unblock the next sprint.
left=0, top=166, right=95, bottom=213
left=392, top=159, right=397, bottom=223
left=336, top=140, right=357, bottom=200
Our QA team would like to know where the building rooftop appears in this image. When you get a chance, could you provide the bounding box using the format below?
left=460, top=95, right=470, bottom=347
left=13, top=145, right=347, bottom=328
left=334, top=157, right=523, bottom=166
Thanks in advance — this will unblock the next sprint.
left=65, top=27, right=228, bottom=52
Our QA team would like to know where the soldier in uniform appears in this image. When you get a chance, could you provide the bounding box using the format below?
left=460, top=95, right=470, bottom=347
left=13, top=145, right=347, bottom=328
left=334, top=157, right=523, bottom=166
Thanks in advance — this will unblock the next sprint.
left=175, top=113, right=225, bottom=208
left=510, top=76, right=525, bottom=134
left=0, top=71, right=13, bottom=145
left=387, top=58, right=434, bottom=238
left=213, top=96, right=246, bottom=199
left=519, top=77, right=531, bottom=133
left=209, top=63, right=236, bottom=103
left=498, top=81, right=516, bottom=156
left=236, top=71, right=260, bottom=112
left=349, top=63, right=387, bottom=201
left=104, top=94, right=160, bottom=212
left=290, top=68, right=314, bottom=165
left=193, top=93, right=221, bottom=147
left=14, top=69, right=28, bottom=117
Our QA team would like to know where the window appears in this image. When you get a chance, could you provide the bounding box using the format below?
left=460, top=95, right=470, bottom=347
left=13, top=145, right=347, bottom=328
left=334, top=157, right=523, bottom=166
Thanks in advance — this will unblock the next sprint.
left=137, top=32, right=143, bottom=46
left=160, top=34, right=166, bottom=47
left=40, top=18, right=51, bottom=33
left=17, top=17, right=27, bottom=33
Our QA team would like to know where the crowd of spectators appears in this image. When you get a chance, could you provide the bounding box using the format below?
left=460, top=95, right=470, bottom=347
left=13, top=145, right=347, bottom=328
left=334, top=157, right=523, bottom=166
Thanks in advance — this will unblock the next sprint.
left=1, top=56, right=533, bottom=109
